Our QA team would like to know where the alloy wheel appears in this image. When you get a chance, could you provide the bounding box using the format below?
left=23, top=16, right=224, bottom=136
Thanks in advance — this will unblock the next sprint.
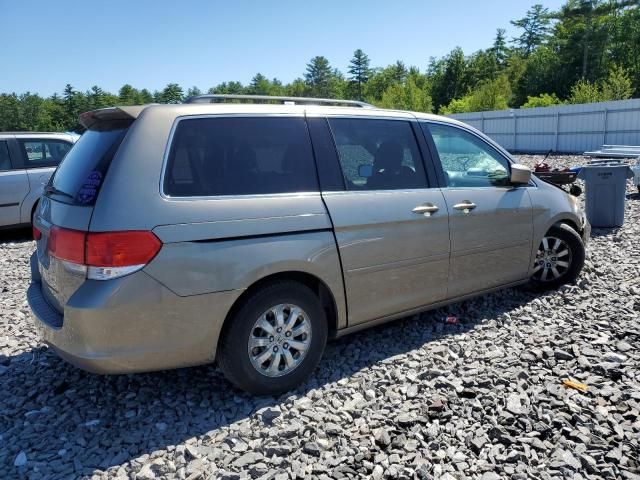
left=247, top=303, right=312, bottom=377
left=532, top=236, right=572, bottom=282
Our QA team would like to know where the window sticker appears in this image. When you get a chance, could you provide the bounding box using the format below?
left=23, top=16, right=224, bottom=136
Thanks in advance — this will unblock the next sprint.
left=75, top=171, right=103, bottom=204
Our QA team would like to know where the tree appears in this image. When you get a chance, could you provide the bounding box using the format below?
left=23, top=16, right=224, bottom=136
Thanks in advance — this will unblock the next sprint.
left=512, top=46, right=563, bottom=106
left=139, top=89, right=154, bottom=103
left=62, top=84, right=87, bottom=132
left=492, top=28, right=509, bottom=67
left=248, top=73, right=271, bottom=95
left=511, top=4, right=552, bottom=56
left=568, top=79, right=603, bottom=104
left=347, top=49, right=371, bottom=100
left=160, top=83, right=184, bottom=104
left=441, top=76, right=511, bottom=114
left=209, top=81, right=245, bottom=94
left=601, top=64, right=633, bottom=100
left=522, top=92, right=563, bottom=108
left=389, top=61, right=408, bottom=84
left=186, top=86, right=202, bottom=98
left=285, top=78, right=307, bottom=97
left=304, top=56, right=335, bottom=97
left=119, top=84, right=142, bottom=105
left=378, top=78, right=432, bottom=112
left=430, top=47, right=469, bottom=112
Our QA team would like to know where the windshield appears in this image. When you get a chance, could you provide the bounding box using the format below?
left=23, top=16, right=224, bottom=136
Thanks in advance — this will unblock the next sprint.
left=49, top=119, right=132, bottom=205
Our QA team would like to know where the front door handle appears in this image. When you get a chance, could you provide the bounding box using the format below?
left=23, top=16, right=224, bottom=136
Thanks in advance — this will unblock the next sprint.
left=453, top=201, right=477, bottom=213
left=412, top=204, right=439, bottom=216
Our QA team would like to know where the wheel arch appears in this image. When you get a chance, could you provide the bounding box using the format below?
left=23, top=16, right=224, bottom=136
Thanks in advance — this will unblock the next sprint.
left=30, top=198, right=40, bottom=225
left=216, top=270, right=340, bottom=356
left=553, top=218, right=580, bottom=234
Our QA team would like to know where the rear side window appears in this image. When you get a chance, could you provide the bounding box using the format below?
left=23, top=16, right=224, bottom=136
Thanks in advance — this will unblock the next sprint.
left=163, top=116, right=318, bottom=197
left=19, top=139, right=72, bottom=167
left=50, top=120, right=131, bottom=205
left=328, top=118, right=427, bottom=191
left=0, top=141, right=10, bottom=170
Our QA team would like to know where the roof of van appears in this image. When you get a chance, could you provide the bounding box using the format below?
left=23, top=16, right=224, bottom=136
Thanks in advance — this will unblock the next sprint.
left=79, top=102, right=468, bottom=130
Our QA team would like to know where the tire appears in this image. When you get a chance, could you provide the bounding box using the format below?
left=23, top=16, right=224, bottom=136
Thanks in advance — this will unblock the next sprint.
left=529, top=224, right=585, bottom=291
left=217, top=281, right=327, bottom=395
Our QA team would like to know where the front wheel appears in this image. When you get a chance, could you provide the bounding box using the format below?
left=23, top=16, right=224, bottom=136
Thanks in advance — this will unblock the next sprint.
left=529, top=224, right=585, bottom=291
left=217, top=281, right=327, bottom=395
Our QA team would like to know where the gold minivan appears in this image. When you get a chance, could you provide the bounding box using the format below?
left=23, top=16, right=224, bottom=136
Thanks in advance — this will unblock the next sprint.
left=28, top=95, right=589, bottom=394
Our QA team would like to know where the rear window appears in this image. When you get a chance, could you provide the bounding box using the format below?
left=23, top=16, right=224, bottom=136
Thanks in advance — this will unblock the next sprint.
left=49, top=120, right=131, bottom=205
left=163, top=116, right=318, bottom=197
left=19, top=139, right=72, bottom=168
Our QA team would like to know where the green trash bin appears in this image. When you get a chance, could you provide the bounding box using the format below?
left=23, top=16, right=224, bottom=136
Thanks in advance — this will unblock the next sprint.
left=578, top=162, right=633, bottom=228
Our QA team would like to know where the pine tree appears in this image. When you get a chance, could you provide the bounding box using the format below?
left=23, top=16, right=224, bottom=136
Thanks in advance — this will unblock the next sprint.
left=348, top=49, right=371, bottom=100
left=492, top=29, right=508, bottom=67
left=186, top=86, right=202, bottom=99
left=304, top=56, right=335, bottom=97
left=119, top=84, right=141, bottom=105
left=248, top=73, right=270, bottom=95
left=601, top=64, right=633, bottom=100
left=511, top=4, right=551, bottom=56
left=160, top=83, right=184, bottom=104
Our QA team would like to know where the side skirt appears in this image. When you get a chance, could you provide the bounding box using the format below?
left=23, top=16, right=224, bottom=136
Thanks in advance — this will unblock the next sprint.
left=332, top=278, right=529, bottom=339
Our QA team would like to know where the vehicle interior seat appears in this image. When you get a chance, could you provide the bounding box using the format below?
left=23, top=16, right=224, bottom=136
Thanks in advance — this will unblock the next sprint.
left=367, top=141, right=418, bottom=190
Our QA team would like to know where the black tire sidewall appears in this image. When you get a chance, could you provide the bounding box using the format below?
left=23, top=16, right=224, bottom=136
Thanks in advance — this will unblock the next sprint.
left=218, top=282, right=327, bottom=395
left=529, top=224, right=585, bottom=291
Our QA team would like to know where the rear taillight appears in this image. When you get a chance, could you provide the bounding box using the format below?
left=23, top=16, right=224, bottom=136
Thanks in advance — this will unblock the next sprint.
left=33, top=226, right=42, bottom=240
left=49, top=226, right=85, bottom=264
left=46, top=227, right=162, bottom=280
left=86, top=231, right=162, bottom=280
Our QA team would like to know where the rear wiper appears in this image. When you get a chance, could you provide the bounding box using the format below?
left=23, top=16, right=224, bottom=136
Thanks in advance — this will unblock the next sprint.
left=44, top=185, right=75, bottom=200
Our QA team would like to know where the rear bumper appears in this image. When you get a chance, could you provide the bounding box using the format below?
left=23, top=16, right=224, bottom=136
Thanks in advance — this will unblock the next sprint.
left=27, top=253, right=243, bottom=374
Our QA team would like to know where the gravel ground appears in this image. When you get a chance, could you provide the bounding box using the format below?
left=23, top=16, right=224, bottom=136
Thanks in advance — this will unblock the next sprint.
left=1, top=155, right=638, bottom=480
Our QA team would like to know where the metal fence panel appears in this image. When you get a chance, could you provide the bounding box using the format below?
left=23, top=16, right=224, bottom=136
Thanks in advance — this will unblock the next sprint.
left=449, top=98, right=640, bottom=153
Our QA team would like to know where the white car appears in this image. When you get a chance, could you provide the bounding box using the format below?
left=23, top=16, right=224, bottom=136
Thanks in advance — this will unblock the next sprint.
left=0, top=132, right=76, bottom=228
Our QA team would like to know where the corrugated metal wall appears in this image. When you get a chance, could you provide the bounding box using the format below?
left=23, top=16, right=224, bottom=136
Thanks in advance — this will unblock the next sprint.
left=449, top=98, right=640, bottom=153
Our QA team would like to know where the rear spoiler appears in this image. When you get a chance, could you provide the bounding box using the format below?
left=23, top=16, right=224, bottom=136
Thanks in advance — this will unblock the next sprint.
left=78, top=105, right=150, bottom=129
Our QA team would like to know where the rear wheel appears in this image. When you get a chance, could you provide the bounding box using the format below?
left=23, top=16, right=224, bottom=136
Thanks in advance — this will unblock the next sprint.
left=218, top=281, right=327, bottom=395
left=529, top=224, right=585, bottom=291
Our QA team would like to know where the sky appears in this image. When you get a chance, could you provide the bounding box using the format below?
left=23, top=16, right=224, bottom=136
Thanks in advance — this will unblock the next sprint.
left=2, top=0, right=566, bottom=97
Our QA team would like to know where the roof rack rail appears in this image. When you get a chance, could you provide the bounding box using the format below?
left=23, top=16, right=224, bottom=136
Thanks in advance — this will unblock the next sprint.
left=185, top=94, right=374, bottom=108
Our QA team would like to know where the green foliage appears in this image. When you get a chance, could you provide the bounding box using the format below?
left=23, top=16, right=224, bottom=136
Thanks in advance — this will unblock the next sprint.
left=567, top=64, right=634, bottom=104
left=511, top=4, right=552, bottom=56
left=441, top=76, right=511, bottom=114
left=186, top=86, right=202, bottom=98
left=377, top=78, right=433, bottom=112
left=304, top=56, right=336, bottom=97
left=568, top=79, right=603, bottom=104
left=522, top=93, right=563, bottom=108
left=160, top=83, right=184, bottom=104
left=492, top=29, right=509, bottom=67
left=347, top=49, right=371, bottom=100
left=429, top=47, right=470, bottom=111
left=1, top=1, right=639, bottom=132
left=601, top=64, right=633, bottom=101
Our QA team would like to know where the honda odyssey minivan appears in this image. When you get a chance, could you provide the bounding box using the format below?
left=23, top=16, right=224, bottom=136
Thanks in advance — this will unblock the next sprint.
left=28, top=95, right=589, bottom=394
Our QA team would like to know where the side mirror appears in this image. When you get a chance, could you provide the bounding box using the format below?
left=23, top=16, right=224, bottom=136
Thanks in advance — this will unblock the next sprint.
left=510, top=163, right=532, bottom=185
left=358, top=164, right=373, bottom=178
